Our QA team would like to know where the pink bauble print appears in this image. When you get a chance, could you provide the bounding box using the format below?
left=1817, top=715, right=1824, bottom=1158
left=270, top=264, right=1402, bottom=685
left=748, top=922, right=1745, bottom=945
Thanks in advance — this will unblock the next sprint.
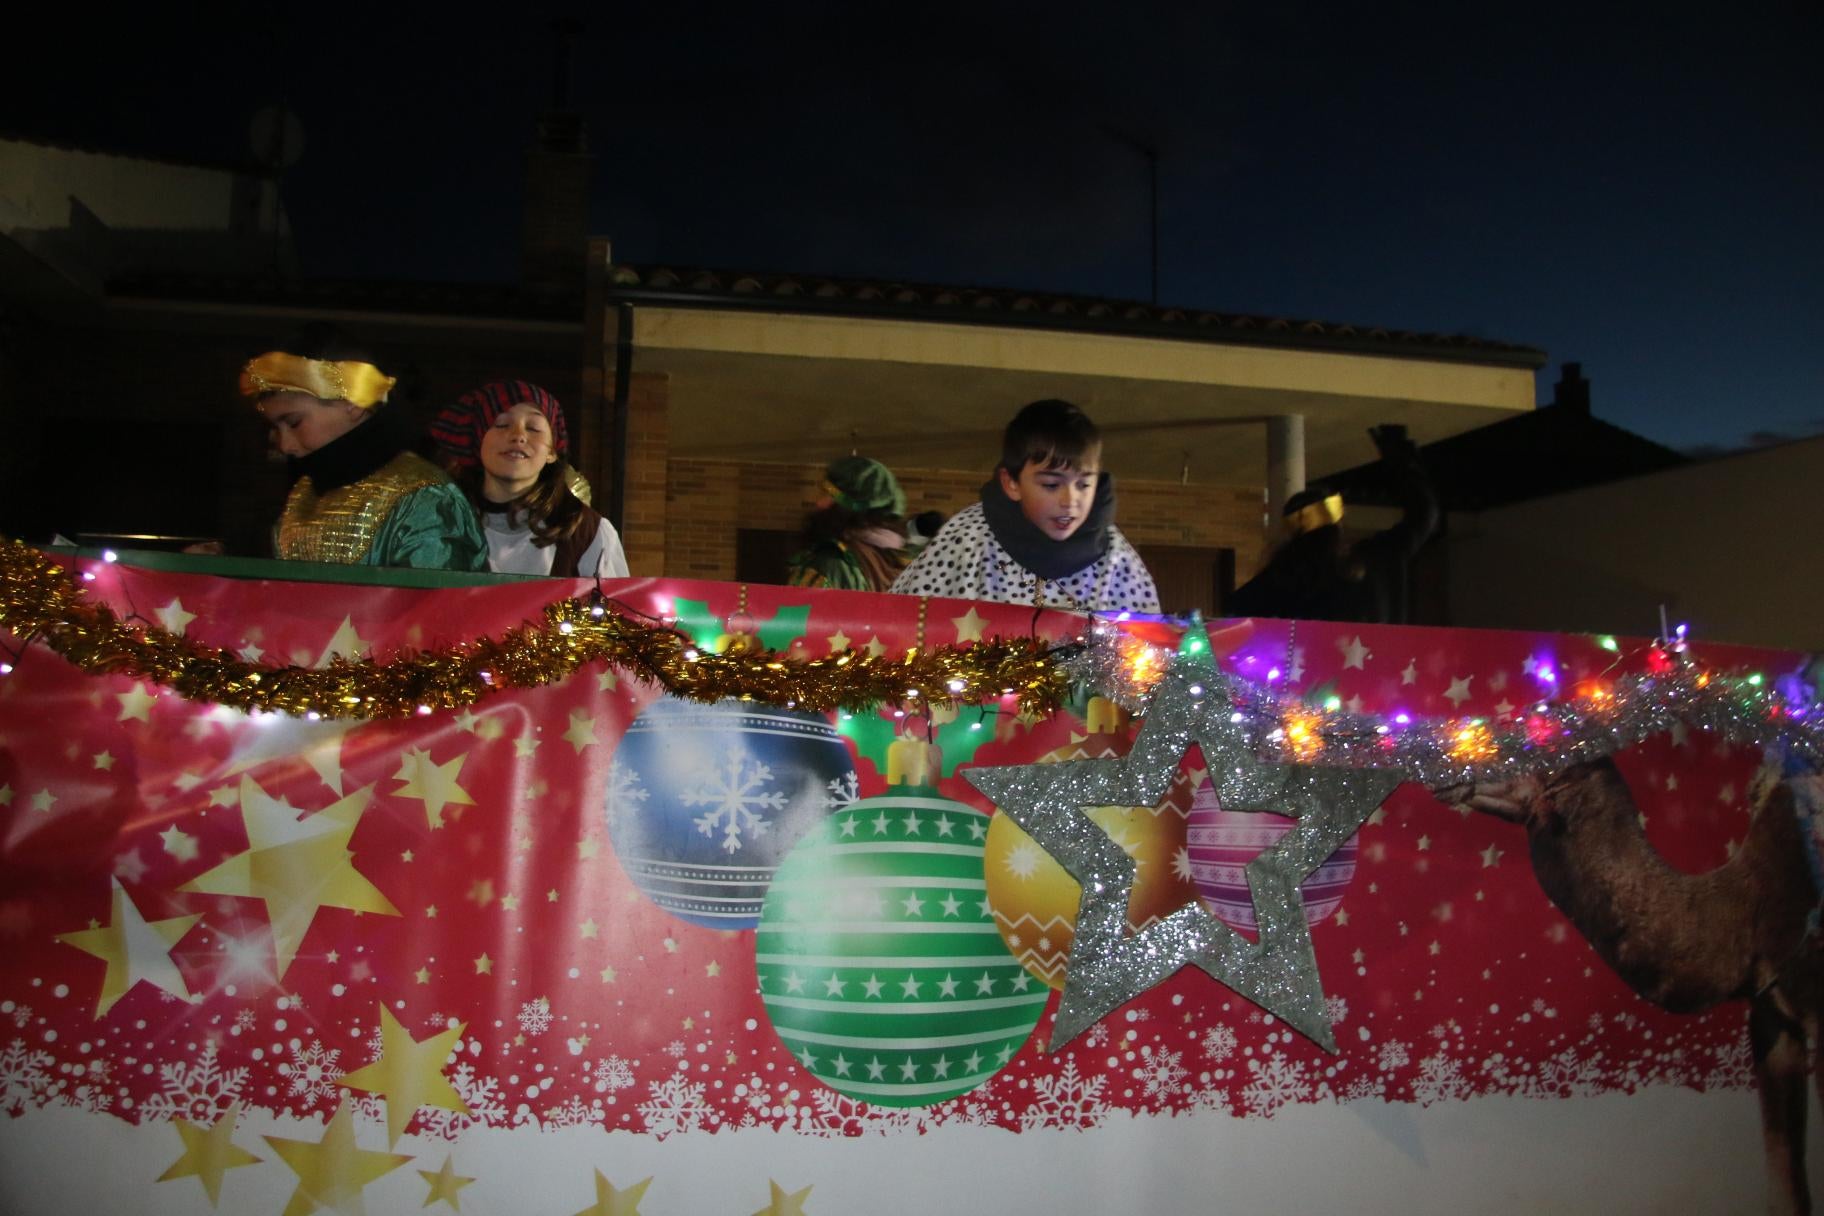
left=1185, top=776, right=1358, bottom=931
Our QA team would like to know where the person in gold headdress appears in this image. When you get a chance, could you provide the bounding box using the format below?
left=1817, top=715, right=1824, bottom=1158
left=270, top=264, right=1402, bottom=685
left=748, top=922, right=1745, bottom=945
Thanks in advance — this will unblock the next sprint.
left=1225, top=425, right=1439, bottom=623
left=240, top=324, right=487, bottom=571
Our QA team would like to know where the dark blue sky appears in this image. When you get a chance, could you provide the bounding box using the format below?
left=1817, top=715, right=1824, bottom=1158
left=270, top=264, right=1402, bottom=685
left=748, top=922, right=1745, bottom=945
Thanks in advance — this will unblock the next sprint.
left=10, top=3, right=1820, bottom=452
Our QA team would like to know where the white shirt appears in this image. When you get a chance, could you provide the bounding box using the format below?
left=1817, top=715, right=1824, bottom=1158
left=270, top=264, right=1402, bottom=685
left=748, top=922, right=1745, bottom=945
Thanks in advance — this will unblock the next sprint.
left=483, top=512, right=629, bottom=579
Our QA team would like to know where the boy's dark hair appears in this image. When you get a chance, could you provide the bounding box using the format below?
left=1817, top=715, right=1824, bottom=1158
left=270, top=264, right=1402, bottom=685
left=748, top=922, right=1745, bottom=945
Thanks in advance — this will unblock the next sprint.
left=999, top=399, right=1101, bottom=474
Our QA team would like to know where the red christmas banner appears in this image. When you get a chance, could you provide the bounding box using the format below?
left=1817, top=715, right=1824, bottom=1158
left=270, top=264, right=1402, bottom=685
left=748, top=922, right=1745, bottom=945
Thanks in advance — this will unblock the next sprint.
left=0, top=554, right=1816, bottom=1213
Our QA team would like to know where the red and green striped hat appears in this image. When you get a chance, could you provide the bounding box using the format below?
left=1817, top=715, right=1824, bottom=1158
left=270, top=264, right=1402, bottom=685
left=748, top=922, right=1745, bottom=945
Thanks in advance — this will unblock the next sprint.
left=430, top=380, right=569, bottom=470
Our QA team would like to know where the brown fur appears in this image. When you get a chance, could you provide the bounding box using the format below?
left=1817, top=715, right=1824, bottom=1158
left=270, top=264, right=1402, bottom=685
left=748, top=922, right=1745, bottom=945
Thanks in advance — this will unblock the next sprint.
left=1446, top=758, right=1823, bottom=1215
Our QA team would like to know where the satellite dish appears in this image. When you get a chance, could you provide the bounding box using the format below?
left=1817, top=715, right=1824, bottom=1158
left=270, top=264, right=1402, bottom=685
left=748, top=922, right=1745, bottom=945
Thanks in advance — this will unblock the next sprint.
left=249, top=106, right=305, bottom=170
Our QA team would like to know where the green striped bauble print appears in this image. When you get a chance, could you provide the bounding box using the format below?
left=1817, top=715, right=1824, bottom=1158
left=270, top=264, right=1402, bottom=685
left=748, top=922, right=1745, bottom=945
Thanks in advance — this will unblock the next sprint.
left=755, top=789, right=1049, bottom=1107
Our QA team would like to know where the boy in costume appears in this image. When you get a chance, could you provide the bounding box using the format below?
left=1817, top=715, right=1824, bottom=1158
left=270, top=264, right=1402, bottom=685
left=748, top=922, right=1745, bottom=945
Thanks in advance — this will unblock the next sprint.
left=241, top=328, right=487, bottom=571
left=787, top=456, right=910, bottom=593
left=890, top=399, right=1157, bottom=613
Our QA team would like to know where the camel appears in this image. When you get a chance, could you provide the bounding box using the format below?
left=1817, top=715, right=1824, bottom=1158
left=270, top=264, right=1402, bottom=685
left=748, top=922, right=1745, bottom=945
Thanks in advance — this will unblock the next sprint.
left=1439, top=756, right=1824, bottom=1215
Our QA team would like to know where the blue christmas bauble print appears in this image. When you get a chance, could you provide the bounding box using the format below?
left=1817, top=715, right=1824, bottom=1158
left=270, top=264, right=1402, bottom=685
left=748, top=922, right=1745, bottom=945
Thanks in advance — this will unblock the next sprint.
left=606, top=698, right=857, bottom=928
left=755, top=788, right=1047, bottom=1107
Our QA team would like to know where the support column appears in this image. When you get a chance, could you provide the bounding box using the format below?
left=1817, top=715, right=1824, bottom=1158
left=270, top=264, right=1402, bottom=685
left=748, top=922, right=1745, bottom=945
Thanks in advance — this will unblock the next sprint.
left=1265, top=414, right=1306, bottom=529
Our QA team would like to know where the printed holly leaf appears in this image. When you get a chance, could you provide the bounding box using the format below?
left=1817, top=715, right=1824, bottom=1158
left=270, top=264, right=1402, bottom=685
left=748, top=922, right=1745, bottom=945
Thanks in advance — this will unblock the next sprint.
left=754, top=606, right=811, bottom=651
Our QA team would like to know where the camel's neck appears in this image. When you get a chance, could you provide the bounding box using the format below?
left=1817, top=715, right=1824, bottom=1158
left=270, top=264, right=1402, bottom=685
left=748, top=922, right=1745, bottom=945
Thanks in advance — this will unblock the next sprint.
left=1524, top=763, right=1760, bottom=1011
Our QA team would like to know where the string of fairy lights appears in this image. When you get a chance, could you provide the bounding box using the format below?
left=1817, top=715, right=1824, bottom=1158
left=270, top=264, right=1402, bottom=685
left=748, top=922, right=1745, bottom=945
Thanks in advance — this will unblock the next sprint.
left=2, top=537, right=1820, bottom=783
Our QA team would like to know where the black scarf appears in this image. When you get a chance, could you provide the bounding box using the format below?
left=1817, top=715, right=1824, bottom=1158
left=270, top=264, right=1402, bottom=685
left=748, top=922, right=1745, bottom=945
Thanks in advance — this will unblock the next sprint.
left=287, top=408, right=412, bottom=492
left=978, top=473, right=1116, bottom=580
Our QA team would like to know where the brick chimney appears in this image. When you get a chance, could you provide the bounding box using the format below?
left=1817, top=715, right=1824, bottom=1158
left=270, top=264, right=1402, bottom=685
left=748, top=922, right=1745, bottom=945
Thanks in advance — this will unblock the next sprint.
left=520, top=19, right=592, bottom=295
left=1551, top=362, right=1591, bottom=414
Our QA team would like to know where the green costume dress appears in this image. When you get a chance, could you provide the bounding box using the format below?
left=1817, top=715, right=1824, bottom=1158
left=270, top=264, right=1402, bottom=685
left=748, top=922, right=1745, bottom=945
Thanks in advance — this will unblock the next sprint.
left=274, top=419, right=487, bottom=572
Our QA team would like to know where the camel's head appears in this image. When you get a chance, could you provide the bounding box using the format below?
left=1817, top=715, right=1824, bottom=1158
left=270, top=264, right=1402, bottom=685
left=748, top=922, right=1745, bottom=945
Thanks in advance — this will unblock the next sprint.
left=1433, top=760, right=1623, bottom=833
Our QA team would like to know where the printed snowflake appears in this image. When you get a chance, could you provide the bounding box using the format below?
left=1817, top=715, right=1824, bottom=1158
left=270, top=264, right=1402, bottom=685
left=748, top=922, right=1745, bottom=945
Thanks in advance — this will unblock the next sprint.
left=418, top=1062, right=507, bottom=1140
left=0, top=1039, right=55, bottom=1114
left=609, top=764, right=651, bottom=811
left=1134, top=1047, right=1190, bottom=1100
left=234, top=1010, right=257, bottom=1032
left=1710, top=1037, right=1754, bottom=1089
left=1410, top=1050, right=1472, bottom=1105
left=822, top=771, right=861, bottom=809
left=517, top=997, right=553, bottom=1036
left=795, top=1089, right=920, bottom=1138
left=1324, top=996, right=1348, bottom=1025
left=662, top=1040, right=686, bottom=1059
left=541, top=1094, right=602, bottom=1128
left=1019, top=1059, right=1109, bottom=1131
left=1337, top=1074, right=1385, bottom=1103
left=1537, top=1048, right=1606, bottom=1098
left=1242, top=1051, right=1316, bottom=1118
left=138, top=1041, right=248, bottom=1123
left=1201, top=1024, right=1237, bottom=1062
left=637, top=1074, right=718, bottom=1139
left=10, top=1005, right=32, bottom=1029
left=681, top=754, right=786, bottom=852
left=1376, top=1040, right=1411, bottom=1072
left=279, top=1041, right=344, bottom=1109
left=1084, top=1022, right=1111, bottom=1049
left=592, top=1056, right=635, bottom=1093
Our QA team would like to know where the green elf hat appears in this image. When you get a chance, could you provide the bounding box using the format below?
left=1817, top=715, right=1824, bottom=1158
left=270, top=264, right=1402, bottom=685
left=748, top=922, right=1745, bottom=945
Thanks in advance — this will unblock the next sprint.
left=822, top=455, right=906, bottom=517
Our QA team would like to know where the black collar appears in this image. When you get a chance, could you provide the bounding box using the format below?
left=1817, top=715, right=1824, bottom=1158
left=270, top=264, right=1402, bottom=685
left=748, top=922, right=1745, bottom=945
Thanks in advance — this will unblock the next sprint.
left=288, top=409, right=411, bottom=492
left=978, top=473, right=1115, bottom=580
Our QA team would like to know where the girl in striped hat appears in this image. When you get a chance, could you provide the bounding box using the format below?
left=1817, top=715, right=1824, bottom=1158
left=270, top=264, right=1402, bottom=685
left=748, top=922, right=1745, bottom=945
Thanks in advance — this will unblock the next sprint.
left=431, top=381, right=629, bottom=579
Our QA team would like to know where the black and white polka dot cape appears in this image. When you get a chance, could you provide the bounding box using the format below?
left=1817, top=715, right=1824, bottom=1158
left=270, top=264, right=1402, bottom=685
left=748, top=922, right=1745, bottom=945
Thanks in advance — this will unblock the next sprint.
left=888, top=503, right=1160, bottom=613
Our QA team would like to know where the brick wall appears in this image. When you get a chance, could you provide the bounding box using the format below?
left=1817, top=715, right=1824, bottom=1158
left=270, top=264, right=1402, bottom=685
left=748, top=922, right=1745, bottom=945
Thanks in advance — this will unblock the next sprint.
left=661, top=457, right=1268, bottom=584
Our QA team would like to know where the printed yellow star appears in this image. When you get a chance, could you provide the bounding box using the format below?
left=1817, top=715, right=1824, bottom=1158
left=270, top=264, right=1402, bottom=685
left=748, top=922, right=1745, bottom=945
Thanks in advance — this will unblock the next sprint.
left=1480, top=842, right=1503, bottom=868
left=514, top=734, right=542, bottom=758
left=580, top=919, right=599, bottom=939
left=824, top=628, right=851, bottom=653
left=180, top=777, right=399, bottom=978
left=92, top=751, right=115, bottom=771
left=547, top=889, right=560, bottom=902
left=210, top=785, right=240, bottom=808
left=264, top=1098, right=413, bottom=1216
left=155, top=598, right=197, bottom=636
left=337, top=1005, right=470, bottom=1145
left=454, top=709, right=481, bottom=734
left=156, top=1100, right=262, bottom=1205
left=391, top=748, right=475, bottom=830
left=476, top=717, right=505, bottom=742
left=662, top=938, right=678, bottom=953
left=863, top=635, right=886, bottom=658
left=474, top=953, right=493, bottom=975
left=705, top=961, right=721, bottom=978
left=160, top=825, right=198, bottom=862
left=415, top=966, right=432, bottom=984
left=599, top=966, right=617, bottom=983
left=1333, top=908, right=1350, bottom=927
left=951, top=607, right=988, bottom=643
left=563, top=709, right=600, bottom=753
left=682, top=1016, right=694, bottom=1030
left=1417, top=834, right=1431, bottom=851
left=515, top=835, right=534, bottom=853
left=402, top=850, right=415, bottom=863
left=117, top=683, right=158, bottom=723
left=752, top=1180, right=814, bottom=1216
left=56, top=878, right=202, bottom=1017
left=31, top=788, right=57, bottom=814
left=573, top=1168, right=652, bottom=1216
left=499, top=893, right=519, bottom=912
left=417, top=1154, right=477, bottom=1211
left=596, top=669, right=619, bottom=692
left=577, top=837, right=601, bottom=860
left=424, top=905, right=438, bottom=918
left=467, top=880, right=496, bottom=908
left=314, top=616, right=371, bottom=667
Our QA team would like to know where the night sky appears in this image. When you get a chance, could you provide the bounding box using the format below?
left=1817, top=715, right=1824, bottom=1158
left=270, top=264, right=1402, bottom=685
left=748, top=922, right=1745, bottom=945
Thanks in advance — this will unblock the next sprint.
left=9, top=3, right=1820, bottom=453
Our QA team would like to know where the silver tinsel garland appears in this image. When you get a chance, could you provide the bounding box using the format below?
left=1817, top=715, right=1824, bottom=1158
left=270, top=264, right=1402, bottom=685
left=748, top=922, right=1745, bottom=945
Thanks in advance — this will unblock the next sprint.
left=1063, top=618, right=1823, bottom=787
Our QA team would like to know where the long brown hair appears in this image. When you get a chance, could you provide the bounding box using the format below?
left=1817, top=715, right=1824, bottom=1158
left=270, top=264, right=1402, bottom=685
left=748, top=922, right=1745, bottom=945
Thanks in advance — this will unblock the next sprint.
left=461, top=461, right=588, bottom=549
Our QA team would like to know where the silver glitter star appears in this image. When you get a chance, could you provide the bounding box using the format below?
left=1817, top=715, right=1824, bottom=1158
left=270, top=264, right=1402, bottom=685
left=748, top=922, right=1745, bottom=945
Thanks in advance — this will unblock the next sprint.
left=967, top=624, right=1404, bottom=1051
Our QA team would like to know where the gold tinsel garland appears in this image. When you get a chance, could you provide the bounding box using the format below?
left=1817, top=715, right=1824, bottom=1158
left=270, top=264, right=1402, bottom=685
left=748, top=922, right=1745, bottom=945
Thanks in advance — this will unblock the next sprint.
left=0, top=538, right=1070, bottom=720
